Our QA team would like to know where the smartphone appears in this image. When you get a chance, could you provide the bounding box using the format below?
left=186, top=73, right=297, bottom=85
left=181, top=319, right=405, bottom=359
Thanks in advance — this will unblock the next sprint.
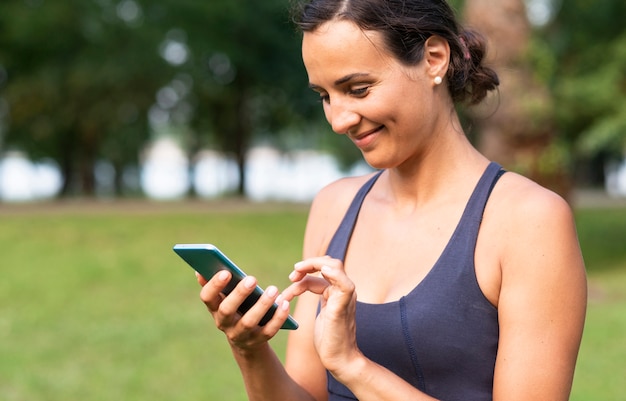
left=173, top=243, right=298, bottom=330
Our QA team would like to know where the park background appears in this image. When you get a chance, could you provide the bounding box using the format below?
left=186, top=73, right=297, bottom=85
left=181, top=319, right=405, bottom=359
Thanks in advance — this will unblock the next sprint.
left=1, top=0, right=625, bottom=400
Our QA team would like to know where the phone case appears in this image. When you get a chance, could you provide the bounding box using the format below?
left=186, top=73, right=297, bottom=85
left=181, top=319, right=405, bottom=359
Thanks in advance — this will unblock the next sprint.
left=173, top=244, right=298, bottom=330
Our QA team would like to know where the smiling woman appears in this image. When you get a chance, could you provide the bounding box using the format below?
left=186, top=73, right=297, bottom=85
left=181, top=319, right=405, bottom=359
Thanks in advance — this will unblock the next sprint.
left=302, top=20, right=448, bottom=166
left=191, top=1, right=587, bottom=401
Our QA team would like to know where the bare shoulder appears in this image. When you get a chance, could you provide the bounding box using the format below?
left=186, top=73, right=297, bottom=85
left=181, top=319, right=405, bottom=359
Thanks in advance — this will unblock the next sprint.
left=485, top=169, right=586, bottom=301
left=489, top=171, right=576, bottom=233
left=478, top=170, right=585, bottom=303
left=303, top=172, right=378, bottom=258
left=312, top=174, right=376, bottom=209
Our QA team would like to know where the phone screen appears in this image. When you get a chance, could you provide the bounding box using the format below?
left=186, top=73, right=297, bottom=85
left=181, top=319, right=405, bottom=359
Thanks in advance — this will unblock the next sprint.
left=173, top=244, right=298, bottom=330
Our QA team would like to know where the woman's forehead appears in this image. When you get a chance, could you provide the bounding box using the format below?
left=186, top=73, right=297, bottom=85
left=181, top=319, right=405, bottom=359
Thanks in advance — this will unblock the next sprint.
left=302, top=20, right=391, bottom=78
left=302, top=20, right=382, bottom=53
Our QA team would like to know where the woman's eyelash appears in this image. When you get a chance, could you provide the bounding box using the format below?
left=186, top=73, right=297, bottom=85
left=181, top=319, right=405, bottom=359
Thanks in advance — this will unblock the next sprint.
left=315, top=85, right=369, bottom=103
left=350, top=87, right=369, bottom=96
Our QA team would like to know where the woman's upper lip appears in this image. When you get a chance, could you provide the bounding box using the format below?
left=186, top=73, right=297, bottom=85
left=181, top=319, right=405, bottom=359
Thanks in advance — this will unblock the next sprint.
left=352, top=126, right=383, bottom=139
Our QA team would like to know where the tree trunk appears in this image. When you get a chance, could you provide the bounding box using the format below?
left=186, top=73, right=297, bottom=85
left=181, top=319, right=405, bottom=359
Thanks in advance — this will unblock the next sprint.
left=234, top=93, right=249, bottom=197
left=79, top=126, right=99, bottom=196
left=58, top=129, right=77, bottom=197
left=463, top=0, right=571, bottom=199
left=224, top=77, right=252, bottom=198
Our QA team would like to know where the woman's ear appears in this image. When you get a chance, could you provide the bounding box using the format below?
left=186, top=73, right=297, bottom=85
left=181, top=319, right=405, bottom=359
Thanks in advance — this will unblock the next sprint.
left=423, top=35, right=450, bottom=82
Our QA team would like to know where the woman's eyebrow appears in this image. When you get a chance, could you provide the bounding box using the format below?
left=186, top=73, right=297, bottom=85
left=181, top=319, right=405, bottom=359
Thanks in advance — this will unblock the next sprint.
left=334, top=72, right=370, bottom=86
left=308, top=72, right=371, bottom=90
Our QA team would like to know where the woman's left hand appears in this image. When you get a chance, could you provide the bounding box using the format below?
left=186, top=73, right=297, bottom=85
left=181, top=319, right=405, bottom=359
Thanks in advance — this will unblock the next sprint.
left=282, top=256, right=363, bottom=376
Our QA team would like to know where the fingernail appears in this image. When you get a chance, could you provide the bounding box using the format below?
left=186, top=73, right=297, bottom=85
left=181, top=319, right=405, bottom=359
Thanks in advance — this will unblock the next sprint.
left=321, top=265, right=332, bottom=274
left=294, top=261, right=304, bottom=268
left=288, top=271, right=298, bottom=281
left=218, top=270, right=230, bottom=281
left=266, top=286, right=278, bottom=298
left=281, top=300, right=290, bottom=311
left=243, top=276, right=255, bottom=288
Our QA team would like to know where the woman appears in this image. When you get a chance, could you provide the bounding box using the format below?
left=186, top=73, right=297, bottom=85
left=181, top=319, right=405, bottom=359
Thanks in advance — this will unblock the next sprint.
left=197, top=0, right=587, bottom=400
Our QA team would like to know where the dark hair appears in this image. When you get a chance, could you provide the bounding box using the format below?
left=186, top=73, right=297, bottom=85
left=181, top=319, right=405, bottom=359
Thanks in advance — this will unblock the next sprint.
left=292, top=0, right=499, bottom=105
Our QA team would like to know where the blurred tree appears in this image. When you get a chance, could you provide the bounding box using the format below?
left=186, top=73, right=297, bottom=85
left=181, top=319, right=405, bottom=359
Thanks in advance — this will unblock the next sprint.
left=5, top=0, right=619, bottom=198
left=153, top=0, right=316, bottom=195
left=0, top=0, right=165, bottom=195
left=460, top=0, right=625, bottom=192
left=0, top=0, right=315, bottom=197
left=462, top=0, right=571, bottom=197
left=545, top=0, right=626, bottom=185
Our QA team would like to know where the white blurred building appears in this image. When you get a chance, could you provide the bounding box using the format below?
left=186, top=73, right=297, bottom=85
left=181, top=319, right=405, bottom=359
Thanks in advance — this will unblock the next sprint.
left=244, top=146, right=357, bottom=202
left=605, top=159, right=626, bottom=198
left=140, top=137, right=190, bottom=200
left=0, top=140, right=376, bottom=202
left=192, top=150, right=239, bottom=198
left=0, top=152, right=62, bottom=202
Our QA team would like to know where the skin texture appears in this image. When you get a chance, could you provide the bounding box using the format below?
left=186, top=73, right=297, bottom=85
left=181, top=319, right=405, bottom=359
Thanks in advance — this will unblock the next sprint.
left=197, top=19, right=587, bottom=401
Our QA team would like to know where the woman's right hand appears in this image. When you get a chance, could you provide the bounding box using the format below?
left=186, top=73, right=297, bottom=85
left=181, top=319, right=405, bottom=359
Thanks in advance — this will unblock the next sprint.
left=197, top=271, right=292, bottom=353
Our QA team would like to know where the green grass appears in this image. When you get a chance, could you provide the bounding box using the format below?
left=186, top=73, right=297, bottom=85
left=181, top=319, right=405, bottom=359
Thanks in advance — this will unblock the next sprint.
left=0, top=204, right=308, bottom=401
left=571, top=208, right=626, bottom=401
left=0, top=202, right=624, bottom=400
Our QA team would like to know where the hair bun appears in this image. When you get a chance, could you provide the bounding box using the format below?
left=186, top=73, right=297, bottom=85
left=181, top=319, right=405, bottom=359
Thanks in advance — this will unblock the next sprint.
left=448, top=29, right=500, bottom=105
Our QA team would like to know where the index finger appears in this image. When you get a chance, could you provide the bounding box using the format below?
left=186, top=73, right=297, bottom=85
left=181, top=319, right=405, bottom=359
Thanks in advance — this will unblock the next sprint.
left=281, top=275, right=330, bottom=301
left=293, top=256, right=341, bottom=275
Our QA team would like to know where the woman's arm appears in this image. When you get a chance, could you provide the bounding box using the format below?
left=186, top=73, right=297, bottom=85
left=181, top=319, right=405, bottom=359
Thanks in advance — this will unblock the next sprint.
left=284, top=177, right=364, bottom=401
left=198, top=271, right=318, bottom=401
left=492, top=181, right=587, bottom=400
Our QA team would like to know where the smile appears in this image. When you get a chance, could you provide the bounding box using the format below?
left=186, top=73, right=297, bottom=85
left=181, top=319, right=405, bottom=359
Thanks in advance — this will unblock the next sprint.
left=351, top=126, right=384, bottom=148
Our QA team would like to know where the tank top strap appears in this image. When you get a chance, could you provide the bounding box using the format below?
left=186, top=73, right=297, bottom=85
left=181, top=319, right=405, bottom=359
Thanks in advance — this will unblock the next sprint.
left=326, top=170, right=384, bottom=261
left=442, top=161, right=505, bottom=262
left=461, top=162, right=506, bottom=231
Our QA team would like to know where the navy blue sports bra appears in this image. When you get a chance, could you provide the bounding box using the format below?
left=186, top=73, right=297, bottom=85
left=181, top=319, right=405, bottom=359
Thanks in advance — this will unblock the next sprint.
left=325, top=162, right=505, bottom=401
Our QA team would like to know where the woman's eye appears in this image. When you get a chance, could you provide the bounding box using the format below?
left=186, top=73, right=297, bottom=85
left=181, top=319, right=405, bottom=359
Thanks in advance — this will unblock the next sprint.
left=350, top=86, right=369, bottom=97
left=316, top=86, right=368, bottom=104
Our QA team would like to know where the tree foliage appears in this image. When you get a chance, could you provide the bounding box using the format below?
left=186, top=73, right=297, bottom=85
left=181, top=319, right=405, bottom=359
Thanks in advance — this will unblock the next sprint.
left=0, top=0, right=165, bottom=194
left=0, top=0, right=315, bottom=196
left=0, top=0, right=624, bottom=197
left=544, top=0, right=626, bottom=171
left=461, top=0, right=626, bottom=186
left=156, top=0, right=320, bottom=194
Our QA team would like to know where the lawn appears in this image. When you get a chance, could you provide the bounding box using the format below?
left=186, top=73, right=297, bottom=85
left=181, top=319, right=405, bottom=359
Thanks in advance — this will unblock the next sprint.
left=571, top=208, right=626, bottom=401
left=0, top=201, right=624, bottom=400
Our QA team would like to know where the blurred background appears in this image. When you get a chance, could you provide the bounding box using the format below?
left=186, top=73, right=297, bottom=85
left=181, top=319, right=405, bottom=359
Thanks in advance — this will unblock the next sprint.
left=0, top=0, right=624, bottom=203
left=1, top=1, right=625, bottom=400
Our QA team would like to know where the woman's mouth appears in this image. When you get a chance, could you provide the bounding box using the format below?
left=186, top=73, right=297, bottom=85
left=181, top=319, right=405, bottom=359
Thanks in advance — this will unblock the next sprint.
left=351, top=126, right=384, bottom=149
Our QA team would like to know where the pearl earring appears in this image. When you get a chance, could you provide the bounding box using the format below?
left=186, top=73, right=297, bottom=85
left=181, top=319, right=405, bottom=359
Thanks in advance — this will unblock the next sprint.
left=434, top=76, right=443, bottom=85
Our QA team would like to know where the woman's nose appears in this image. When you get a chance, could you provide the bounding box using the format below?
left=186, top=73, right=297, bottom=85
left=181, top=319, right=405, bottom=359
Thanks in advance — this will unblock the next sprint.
left=327, top=100, right=360, bottom=135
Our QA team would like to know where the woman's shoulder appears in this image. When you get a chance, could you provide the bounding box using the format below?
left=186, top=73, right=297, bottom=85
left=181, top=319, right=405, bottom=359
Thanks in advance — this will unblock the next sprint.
left=303, top=171, right=380, bottom=257
left=487, top=170, right=579, bottom=260
left=314, top=171, right=379, bottom=208
left=493, top=171, right=573, bottom=220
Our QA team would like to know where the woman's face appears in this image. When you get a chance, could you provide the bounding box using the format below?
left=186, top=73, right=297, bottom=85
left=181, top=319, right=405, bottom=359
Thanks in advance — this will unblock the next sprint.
left=302, top=20, right=443, bottom=169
